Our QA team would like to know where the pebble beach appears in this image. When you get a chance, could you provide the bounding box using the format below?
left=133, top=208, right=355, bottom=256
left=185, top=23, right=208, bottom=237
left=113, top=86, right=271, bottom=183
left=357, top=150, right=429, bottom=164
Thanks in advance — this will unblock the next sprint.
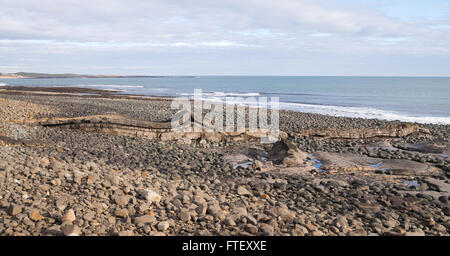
left=0, top=87, right=449, bottom=236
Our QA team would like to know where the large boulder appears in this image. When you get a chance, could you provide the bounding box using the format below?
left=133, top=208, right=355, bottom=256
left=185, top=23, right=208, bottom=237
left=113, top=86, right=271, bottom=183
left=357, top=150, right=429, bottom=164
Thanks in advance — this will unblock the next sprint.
left=268, top=139, right=308, bottom=166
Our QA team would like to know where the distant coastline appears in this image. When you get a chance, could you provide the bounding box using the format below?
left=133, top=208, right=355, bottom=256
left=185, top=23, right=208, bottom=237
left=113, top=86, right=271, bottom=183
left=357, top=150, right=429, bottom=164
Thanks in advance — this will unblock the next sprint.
left=0, top=72, right=195, bottom=79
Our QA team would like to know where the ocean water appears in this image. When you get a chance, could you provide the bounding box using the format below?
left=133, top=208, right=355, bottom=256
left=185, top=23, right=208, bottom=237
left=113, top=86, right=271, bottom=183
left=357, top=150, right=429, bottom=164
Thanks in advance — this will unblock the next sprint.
left=1, top=76, right=450, bottom=124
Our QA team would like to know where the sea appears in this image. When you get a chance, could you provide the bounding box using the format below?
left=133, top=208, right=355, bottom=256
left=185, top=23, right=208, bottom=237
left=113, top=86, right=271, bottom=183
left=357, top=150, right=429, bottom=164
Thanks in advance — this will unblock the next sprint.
left=1, top=76, right=449, bottom=125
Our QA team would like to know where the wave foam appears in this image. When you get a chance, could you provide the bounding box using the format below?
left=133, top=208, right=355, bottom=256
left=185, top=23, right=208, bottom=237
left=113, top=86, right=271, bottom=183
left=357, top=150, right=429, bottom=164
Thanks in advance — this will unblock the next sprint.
left=177, top=93, right=450, bottom=124
left=0, top=82, right=7, bottom=86
left=178, top=91, right=260, bottom=97
left=72, top=84, right=145, bottom=89
left=183, top=97, right=450, bottom=124
left=279, top=102, right=450, bottom=125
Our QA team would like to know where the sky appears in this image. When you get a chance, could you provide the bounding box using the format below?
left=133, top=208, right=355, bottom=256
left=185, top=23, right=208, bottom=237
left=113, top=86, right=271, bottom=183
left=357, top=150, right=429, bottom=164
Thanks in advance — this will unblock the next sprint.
left=1, top=0, right=450, bottom=76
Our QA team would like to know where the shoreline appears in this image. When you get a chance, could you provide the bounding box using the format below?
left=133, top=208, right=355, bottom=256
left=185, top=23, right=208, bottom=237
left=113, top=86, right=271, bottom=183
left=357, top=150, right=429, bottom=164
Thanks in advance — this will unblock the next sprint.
left=1, top=85, right=449, bottom=127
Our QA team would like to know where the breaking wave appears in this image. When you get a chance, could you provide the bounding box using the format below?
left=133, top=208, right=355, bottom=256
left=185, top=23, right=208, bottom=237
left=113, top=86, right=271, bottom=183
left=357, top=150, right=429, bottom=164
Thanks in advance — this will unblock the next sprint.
left=178, top=91, right=260, bottom=97
left=72, top=84, right=145, bottom=89
left=279, top=102, right=450, bottom=125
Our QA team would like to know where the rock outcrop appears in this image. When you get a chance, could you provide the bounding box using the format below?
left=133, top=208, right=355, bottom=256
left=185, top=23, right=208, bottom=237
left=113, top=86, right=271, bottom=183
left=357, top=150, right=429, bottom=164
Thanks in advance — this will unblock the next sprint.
left=268, top=139, right=308, bottom=166
left=396, top=140, right=450, bottom=154
left=12, top=114, right=287, bottom=144
left=294, top=123, right=430, bottom=139
left=314, top=151, right=443, bottom=176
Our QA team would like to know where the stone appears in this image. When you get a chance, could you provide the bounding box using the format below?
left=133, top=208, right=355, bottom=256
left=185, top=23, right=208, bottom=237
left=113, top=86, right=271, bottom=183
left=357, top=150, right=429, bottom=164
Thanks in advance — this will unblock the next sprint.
left=207, top=204, right=222, bottom=216
left=260, top=194, right=270, bottom=199
left=115, top=208, right=129, bottom=218
left=56, top=197, right=70, bottom=211
left=268, top=139, right=308, bottom=166
left=113, top=195, right=130, bottom=207
left=444, top=221, right=450, bottom=230
left=424, top=178, right=450, bottom=193
left=392, top=226, right=406, bottom=235
left=383, top=231, right=404, bottom=236
left=138, top=203, right=150, bottom=213
left=83, top=210, right=96, bottom=221
left=134, top=215, right=156, bottom=224
left=139, top=189, right=161, bottom=203
left=40, top=157, right=50, bottom=167
left=195, top=204, right=208, bottom=215
left=86, top=174, right=99, bottom=185
left=62, top=209, right=76, bottom=222
left=295, top=215, right=306, bottom=225
left=335, top=216, right=349, bottom=230
left=179, top=211, right=191, bottom=222
left=424, top=217, right=436, bottom=227
left=443, top=206, right=450, bottom=216
left=237, top=186, right=252, bottom=196
left=259, top=223, right=274, bottom=236
left=61, top=224, right=81, bottom=236
left=8, top=204, right=22, bottom=216
left=157, top=221, right=170, bottom=231
left=50, top=159, right=64, bottom=171
left=434, top=224, right=447, bottom=233
left=234, top=207, right=248, bottom=216
left=311, top=230, right=324, bottom=236
left=51, top=179, right=62, bottom=186
left=246, top=224, right=259, bottom=234
left=274, top=207, right=295, bottom=222
left=223, top=217, right=236, bottom=226
left=106, top=174, right=120, bottom=186
left=439, top=196, right=449, bottom=204
left=118, top=230, right=134, bottom=236
left=44, top=225, right=63, bottom=236
left=203, top=132, right=222, bottom=143
left=404, top=230, right=425, bottom=236
left=246, top=215, right=258, bottom=225
left=29, top=209, right=44, bottom=222
left=305, top=223, right=317, bottom=232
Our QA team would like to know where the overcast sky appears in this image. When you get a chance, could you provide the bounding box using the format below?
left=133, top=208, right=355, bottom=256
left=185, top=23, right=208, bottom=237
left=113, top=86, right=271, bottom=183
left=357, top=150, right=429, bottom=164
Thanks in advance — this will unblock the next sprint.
left=1, top=0, right=450, bottom=76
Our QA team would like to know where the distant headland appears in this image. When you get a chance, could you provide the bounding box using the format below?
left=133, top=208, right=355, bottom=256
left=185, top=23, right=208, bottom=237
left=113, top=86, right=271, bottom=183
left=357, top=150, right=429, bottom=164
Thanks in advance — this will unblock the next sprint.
left=0, top=72, right=194, bottom=79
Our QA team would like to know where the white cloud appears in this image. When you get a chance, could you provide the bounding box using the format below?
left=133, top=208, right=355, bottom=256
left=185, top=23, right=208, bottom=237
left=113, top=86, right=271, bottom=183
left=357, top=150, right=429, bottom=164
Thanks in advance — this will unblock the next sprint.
left=0, top=0, right=449, bottom=75
left=0, top=0, right=438, bottom=40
